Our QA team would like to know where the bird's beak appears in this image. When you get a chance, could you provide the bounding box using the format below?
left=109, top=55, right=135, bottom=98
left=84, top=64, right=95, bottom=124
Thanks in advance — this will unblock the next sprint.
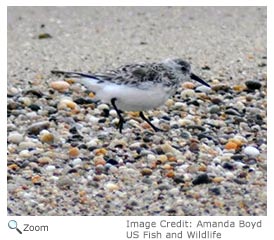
left=190, top=73, right=211, bottom=88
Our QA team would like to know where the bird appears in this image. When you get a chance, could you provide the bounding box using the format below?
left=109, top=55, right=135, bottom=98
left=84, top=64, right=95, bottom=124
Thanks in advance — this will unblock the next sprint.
left=51, top=58, right=210, bottom=133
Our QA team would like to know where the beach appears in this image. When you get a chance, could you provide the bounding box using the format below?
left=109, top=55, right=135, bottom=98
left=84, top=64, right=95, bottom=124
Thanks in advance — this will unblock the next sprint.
left=7, top=6, right=267, bottom=216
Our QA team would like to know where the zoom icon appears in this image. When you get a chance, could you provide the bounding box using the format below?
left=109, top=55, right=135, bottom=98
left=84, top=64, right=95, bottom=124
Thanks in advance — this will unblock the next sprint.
left=8, top=220, right=22, bottom=234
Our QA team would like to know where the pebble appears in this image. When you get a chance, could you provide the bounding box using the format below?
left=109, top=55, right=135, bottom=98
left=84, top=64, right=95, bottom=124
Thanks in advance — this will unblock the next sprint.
left=222, top=162, right=234, bottom=170
left=86, top=139, right=99, bottom=148
left=72, top=158, right=82, bottom=166
left=233, top=85, right=246, bottom=92
left=165, top=99, right=174, bottom=107
left=212, top=177, right=224, bottom=183
left=147, top=154, right=156, bottom=161
left=24, top=89, right=43, bottom=98
left=28, top=104, right=41, bottom=111
left=129, top=142, right=141, bottom=149
left=225, top=108, right=241, bottom=116
left=174, top=102, right=185, bottom=109
left=27, top=121, right=50, bottom=135
left=169, top=187, right=180, bottom=195
left=108, top=165, right=119, bottom=173
left=50, top=81, right=70, bottom=92
left=110, top=139, right=127, bottom=148
left=245, top=80, right=262, bottom=90
left=166, top=170, right=175, bottom=178
left=18, top=141, right=38, bottom=150
left=173, top=175, right=185, bottom=184
left=95, top=165, right=105, bottom=174
left=38, top=33, right=52, bottom=39
left=39, top=130, right=54, bottom=143
left=45, top=165, right=56, bottom=171
left=198, top=164, right=207, bottom=172
left=192, top=174, right=211, bottom=185
left=158, top=183, right=171, bottom=191
left=88, top=116, right=99, bottom=124
left=69, top=147, right=80, bottom=157
left=182, top=81, right=195, bottom=89
left=38, top=157, right=52, bottom=165
left=26, top=111, right=37, bottom=118
left=141, top=168, right=153, bottom=176
left=163, top=163, right=173, bottom=170
left=161, top=142, right=181, bottom=156
left=107, top=159, right=119, bottom=166
left=58, top=99, right=78, bottom=110
left=231, top=155, right=245, bottom=161
left=19, top=149, right=32, bottom=158
left=8, top=86, right=20, bottom=95
left=105, top=182, right=119, bottom=191
left=94, top=148, right=107, bottom=156
left=128, top=119, right=139, bottom=127
left=212, top=84, right=231, bottom=92
left=189, top=142, right=199, bottom=153
left=243, top=146, right=260, bottom=157
left=234, top=102, right=245, bottom=111
left=225, top=141, right=238, bottom=150
left=57, top=176, right=73, bottom=189
left=97, top=103, right=109, bottom=110
left=209, top=105, right=220, bottom=114
left=142, top=178, right=153, bottom=184
left=21, top=97, right=32, bottom=106
left=157, top=155, right=168, bottom=163
left=211, top=97, right=223, bottom=104
left=83, top=91, right=94, bottom=98
left=8, top=132, right=24, bottom=144
left=8, top=164, right=20, bottom=171
left=94, top=156, right=106, bottom=166
left=178, top=119, right=194, bottom=126
left=195, top=85, right=211, bottom=93
left=109, top=109, right=117, bottom=117
left=181, top=89, right=195, bottom=98
left=31, top=175, right=42, bottom=184
left=225, top=171, right=235, bottom=179
left=225, top=138, right=243, bottom=150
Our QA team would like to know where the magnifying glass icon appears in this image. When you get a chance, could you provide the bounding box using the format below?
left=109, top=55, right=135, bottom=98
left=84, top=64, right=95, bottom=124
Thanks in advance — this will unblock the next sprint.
left=8, top=220, right=22, bottom=234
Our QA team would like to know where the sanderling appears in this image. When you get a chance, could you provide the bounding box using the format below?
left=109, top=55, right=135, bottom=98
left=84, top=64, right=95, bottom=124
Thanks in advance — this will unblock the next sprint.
left=52, top=58, right=210, bottom=133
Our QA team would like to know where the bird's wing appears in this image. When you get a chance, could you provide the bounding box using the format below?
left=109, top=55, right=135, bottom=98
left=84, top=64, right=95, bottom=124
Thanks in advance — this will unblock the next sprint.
left=51, top=63, right=165, bottom=88
left=102, top=63, right=164, bottom=88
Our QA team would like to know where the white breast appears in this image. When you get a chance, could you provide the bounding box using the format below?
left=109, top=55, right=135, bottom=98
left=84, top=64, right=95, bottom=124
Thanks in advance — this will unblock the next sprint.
left=96, top=83, right=171, bottom=111
left=75, top=77, right=173, bottom=111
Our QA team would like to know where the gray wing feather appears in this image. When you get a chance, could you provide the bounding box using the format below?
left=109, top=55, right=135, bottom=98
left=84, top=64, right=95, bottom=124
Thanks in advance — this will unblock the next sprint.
left=104, top=63, right=164, bottom=88
left=51, top=63, right=168, bottom=88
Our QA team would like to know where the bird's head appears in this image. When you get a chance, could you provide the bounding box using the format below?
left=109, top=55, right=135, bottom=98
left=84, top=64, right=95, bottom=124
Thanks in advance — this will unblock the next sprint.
left=163, top=58, right=211, bottom=88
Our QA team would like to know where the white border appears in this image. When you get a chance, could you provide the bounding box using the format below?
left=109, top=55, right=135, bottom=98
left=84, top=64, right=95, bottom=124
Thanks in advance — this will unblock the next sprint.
left=2, top=1, right=272, bottom=240
left=3, top=0, right=270, bottom=6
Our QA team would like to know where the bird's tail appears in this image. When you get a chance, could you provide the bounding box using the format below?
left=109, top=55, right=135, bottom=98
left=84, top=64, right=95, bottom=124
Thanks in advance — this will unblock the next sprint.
left=51, top=70, right=100, bottom=80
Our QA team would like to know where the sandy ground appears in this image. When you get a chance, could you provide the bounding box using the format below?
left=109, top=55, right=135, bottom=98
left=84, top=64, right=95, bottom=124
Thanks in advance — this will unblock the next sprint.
left=7, top=7, right=266, bottom=216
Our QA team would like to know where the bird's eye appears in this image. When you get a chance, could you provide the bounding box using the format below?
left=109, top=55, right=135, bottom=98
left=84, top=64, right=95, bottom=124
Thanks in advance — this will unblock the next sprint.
left=181, top=66, right=187, bottom=71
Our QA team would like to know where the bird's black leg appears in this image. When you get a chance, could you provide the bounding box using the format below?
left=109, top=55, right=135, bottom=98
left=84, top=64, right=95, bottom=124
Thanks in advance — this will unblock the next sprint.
left=111, top=98, right=124, bottom=133
left=139, top=111, right=162, bottom=132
